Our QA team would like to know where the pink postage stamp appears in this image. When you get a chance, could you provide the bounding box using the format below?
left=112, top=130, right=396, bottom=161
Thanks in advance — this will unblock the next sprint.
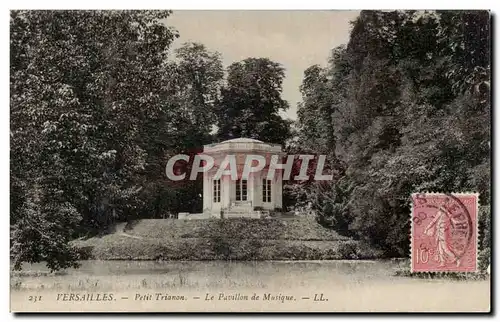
left=411, top=193, right=478, bottom=273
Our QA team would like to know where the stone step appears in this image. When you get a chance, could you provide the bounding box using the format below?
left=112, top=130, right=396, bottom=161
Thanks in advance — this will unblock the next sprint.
left=223, top=212, right=262, bottom=219
left=230, top=203, right=252, bottom=207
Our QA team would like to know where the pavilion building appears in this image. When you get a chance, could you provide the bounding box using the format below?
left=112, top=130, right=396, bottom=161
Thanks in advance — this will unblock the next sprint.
left=198, top=138, right=284, bottom=219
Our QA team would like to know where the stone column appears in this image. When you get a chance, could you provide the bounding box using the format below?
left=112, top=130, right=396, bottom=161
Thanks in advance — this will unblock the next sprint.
left=252, top=172, right=263, bottom=209
left=220, top=176, right=227, bottom=210
left=203, top=173, right=211, bottom=214
left=275, top=170, right=283, bottom=209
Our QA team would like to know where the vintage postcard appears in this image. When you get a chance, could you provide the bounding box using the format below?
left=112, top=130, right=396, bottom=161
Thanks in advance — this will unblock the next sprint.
left=10, top=9, right=491, bottom=313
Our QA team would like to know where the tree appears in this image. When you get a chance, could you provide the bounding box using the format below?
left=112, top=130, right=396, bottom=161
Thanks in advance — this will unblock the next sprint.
left=216, top=58, right=292, bottom=145
left=296, top=10, right=490, bottom=256
left=174, top=42, right=224, bottom=133
left=10, top=10, right=179, bottom=270
left=138, top=42, right=224, bottom=217
left=296, top=65, right=334, bottom=154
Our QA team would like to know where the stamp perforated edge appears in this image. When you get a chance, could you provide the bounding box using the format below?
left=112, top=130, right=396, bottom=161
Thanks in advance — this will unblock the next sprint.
left=409, top=192, right=480, bottom=274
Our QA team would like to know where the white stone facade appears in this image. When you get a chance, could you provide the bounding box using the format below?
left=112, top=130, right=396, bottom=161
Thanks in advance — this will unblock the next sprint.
left=201, top=138, right=284, bottom=218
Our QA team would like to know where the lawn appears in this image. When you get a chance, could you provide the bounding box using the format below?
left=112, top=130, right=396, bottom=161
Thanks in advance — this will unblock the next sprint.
left=72, top=217, right=380, bottom=261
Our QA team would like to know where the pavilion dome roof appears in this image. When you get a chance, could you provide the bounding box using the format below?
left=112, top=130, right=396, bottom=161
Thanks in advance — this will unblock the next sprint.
left=204, top=137, right=282, bottom=152
left=220, top=138, right=263, bottom=144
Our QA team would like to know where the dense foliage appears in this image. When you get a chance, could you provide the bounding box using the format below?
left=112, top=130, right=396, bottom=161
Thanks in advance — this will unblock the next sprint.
left=296, top=10, right=490, bottom=258
left=215, top=58, right=292, bottom=145
left=10, top=10, right=290, bottom=270
left=11, top=10, right=181, bottom=270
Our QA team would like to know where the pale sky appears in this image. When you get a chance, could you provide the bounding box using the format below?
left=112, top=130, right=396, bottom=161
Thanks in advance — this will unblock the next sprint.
left=166, top=10, right=360, bottom=120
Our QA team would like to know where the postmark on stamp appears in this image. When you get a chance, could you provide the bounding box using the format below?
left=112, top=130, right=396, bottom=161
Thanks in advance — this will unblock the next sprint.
left=411, top=193, right=478, bottom=273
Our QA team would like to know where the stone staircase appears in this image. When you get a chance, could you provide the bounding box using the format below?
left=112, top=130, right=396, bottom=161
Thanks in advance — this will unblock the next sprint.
left=229, top=201, right=252, bottom=212
left=224, top=201, right=262, bottom=218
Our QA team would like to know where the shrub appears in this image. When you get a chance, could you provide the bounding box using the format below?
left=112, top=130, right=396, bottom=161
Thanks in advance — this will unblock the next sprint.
left=337, top=242, right=359, bottom=259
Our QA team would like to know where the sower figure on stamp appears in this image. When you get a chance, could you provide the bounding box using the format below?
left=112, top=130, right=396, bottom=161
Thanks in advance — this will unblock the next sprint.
left=423, top=208, right=460, bottom=267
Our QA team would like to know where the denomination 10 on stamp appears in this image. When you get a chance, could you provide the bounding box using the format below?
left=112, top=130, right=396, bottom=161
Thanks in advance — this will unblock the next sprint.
left=411, top=193, right=478, bottom=273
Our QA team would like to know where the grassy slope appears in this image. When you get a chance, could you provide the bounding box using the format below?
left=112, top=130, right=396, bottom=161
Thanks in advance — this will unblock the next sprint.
left=74, top=217, right=381, bottom=260
left=125, top=217, right=348, bottom=240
